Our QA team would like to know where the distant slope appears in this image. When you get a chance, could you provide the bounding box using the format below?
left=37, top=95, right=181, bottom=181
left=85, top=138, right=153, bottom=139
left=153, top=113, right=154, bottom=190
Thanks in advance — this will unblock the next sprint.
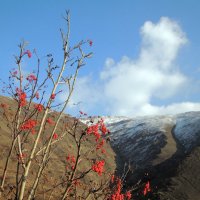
left=104, top=112, right=200, bottom=199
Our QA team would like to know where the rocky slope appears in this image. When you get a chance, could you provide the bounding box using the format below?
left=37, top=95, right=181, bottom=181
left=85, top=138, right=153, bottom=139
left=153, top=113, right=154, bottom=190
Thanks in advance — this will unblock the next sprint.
left=104, top=112, right=200, bottom=199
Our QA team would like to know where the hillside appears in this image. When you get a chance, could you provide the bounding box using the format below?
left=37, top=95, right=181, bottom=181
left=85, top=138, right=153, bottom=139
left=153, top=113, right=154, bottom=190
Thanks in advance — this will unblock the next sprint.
left=0, top=96, right=116, bottom=199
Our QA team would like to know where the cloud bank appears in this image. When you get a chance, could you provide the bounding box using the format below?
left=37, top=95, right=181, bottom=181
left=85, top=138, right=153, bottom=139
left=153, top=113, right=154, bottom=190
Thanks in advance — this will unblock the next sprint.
left=69, top=17, right=200, bottom=116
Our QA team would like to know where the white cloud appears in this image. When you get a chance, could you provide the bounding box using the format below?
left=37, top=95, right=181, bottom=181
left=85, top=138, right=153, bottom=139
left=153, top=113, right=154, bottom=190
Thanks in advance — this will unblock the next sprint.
left=133, top=102, right=200, bottom=116
left=63, top=17, right=200, bottom=116
left=139, top=17, right=187, bottom=70
left=64, top=76, right=101, bottom=114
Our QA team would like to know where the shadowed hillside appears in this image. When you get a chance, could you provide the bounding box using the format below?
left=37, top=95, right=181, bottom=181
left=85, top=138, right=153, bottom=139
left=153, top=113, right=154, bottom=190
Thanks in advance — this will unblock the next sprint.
left=104, top=113, right=200, bottom=199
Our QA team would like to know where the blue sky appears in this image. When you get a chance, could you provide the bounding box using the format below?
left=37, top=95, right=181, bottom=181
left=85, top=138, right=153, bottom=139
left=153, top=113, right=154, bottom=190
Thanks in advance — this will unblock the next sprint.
left=1, top=0, right=200, bottom=116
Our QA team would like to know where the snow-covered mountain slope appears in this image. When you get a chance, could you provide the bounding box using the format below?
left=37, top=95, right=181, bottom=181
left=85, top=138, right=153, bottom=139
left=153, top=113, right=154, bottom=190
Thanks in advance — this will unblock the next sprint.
left=108, top=116, right=174, bottom=166
left=81, top=112, right=200, bottom=199
left=81, top=112, right=200, bottom=168
left=174, top=112, right=200, bottom=151
left=103, top=112, right=200, bottom=167
left=105, top=112, right=200, bottom=200
left=80, top=116, right=130, bottom=125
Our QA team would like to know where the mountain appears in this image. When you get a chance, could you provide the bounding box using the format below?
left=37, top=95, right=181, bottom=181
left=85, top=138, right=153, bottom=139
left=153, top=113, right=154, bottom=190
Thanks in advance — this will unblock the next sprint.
left=104, top=112, right=200, bottom=200
left=1, top=93, right=200, bottom=199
